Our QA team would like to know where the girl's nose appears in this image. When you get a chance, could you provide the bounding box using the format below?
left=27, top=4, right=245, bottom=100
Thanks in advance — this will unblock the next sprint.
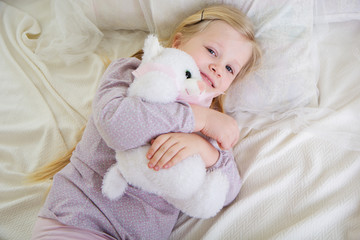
left=210, top=64, right=222, bottom=78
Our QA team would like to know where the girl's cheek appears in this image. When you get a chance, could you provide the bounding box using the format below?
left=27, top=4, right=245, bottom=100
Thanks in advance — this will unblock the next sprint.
left=222, top=80, right=232, bottom=92
left=193, top=56, right=203, bottom=66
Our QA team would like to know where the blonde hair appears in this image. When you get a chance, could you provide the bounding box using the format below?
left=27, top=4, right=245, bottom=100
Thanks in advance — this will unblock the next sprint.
left=27, top=126, right=85, bottom=183
left=29, top=4, right=261, bottom=183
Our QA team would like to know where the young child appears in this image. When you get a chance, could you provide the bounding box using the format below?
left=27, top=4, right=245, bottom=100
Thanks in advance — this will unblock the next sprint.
left=31, top=5, right=261, bottom=240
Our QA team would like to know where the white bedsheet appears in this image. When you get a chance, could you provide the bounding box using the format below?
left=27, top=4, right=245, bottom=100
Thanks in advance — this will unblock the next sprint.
left=0, top=1, right=359, bottom=240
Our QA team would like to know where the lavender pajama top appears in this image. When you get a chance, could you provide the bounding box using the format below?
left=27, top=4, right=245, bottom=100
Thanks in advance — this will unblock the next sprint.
left=38, top=58, right=242, bottom=240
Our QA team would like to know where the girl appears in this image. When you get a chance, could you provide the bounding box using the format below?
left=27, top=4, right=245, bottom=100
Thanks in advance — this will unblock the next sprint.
left=31, top=4, right=261, bottom=240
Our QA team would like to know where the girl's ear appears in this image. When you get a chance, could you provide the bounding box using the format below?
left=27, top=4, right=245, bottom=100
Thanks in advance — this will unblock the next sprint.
left=172, top=33, right=183, bottom=49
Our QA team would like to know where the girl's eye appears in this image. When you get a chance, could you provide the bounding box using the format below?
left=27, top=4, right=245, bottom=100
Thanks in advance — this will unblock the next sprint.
left=207, top=48, right=216, bottom=56
left=226, top=65, right=233, bottom=74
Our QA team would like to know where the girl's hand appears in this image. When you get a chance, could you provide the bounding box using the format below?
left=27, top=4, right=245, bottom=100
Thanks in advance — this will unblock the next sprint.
left=191, top=104, right=239, bottom=150
left=147, top=133, right=219, bottom=171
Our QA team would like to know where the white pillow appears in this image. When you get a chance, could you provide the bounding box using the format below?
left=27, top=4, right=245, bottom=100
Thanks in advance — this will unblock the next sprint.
left=225, top=0, right=318, bottom=114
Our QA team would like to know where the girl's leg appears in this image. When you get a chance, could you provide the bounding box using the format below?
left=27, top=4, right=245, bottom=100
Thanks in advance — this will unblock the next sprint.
left=31, top=217, right=116, bottom=240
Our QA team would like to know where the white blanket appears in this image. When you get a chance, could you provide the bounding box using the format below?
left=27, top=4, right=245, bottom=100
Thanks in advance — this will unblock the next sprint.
left=0, top=1, right=359, bottom=240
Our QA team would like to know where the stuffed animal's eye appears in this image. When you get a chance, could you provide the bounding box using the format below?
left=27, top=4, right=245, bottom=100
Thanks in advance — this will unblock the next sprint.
left=185, top=70, right=192, bottom=79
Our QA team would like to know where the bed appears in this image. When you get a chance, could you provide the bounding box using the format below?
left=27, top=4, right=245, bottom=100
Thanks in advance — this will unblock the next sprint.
left=1, top=0, right=359, bottom=239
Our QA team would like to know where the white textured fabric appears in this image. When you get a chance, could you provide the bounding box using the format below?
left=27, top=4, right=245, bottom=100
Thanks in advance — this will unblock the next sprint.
left=171, top=128, right=360, bottom=240
left=227, top=0, right=317, bottom=111
left=1, top=0, right=360, bottom=240
left=304, top=20, right=360, bottom=151
left=315, top=0, right=360, bottom=23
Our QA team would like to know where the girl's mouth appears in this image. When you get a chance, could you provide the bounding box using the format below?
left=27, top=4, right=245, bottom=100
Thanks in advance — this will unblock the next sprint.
left=201, top=72, right=215, bottom=88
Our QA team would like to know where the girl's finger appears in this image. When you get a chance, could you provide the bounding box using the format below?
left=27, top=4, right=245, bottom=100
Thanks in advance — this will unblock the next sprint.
left=163, top=148, right=187, bottom=169
left=154, top=143, right=184, bottom=170
left=148, top=137, right=176, bottom=170
left=147, top=135, right=169, bottom=160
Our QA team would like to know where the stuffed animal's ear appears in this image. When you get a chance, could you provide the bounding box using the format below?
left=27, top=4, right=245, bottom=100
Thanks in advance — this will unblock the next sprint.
left=142, top=35, right=164, bottom=63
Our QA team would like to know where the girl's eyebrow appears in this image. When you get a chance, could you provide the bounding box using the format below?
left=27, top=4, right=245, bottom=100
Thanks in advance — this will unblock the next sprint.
left=233, top=59, right=241, bottom=72
left=211, top=41, right=222, bottom=50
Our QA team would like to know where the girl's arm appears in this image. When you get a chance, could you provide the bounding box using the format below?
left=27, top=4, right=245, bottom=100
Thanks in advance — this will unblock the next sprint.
left=147, top=132, right=241, bottom=206
left=92, top=58, right=194, bottom=151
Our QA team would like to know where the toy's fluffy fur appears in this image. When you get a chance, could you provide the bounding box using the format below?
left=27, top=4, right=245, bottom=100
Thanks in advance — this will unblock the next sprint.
left=102, top=35, right=229, bottom=219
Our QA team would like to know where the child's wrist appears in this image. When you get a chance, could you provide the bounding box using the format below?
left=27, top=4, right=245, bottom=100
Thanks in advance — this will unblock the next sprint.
left=190, top=104, right=208, bottom=132
left=204, top=151, right=219, bottom=168
left=201, top=141, right=219, bottom=168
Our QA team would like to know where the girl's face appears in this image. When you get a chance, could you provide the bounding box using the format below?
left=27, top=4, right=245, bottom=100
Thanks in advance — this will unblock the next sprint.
left=172, top=21, right=253, bottom=96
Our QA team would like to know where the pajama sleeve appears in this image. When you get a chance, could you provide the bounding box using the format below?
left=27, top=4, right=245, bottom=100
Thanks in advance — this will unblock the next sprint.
left=92, top=58, right=195, bottom=151
left=206, top=138, right=242, bottom=207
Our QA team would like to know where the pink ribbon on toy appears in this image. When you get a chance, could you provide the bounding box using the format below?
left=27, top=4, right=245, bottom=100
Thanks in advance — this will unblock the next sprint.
left=178, top=91, right=217, bottom=108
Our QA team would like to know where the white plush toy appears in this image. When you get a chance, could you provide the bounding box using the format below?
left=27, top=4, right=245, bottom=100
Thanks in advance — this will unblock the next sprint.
left=102, top=35, right=229, bottom=219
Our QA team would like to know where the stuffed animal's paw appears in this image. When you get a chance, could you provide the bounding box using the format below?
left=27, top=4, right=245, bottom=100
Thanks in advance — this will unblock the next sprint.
left=166, top=170, right=229, bottom=219
left=102, top=165, right=128, bottom=200
left=116, top=149, right=206, bottom=199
